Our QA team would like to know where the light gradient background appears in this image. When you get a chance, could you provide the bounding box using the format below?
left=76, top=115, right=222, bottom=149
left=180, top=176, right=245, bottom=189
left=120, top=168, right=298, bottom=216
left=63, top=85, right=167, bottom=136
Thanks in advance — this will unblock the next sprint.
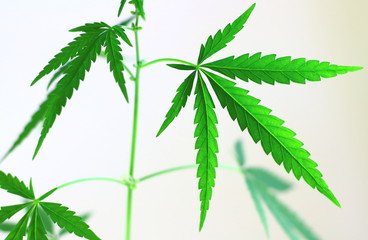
left=0, top=0, right=367, bottom=239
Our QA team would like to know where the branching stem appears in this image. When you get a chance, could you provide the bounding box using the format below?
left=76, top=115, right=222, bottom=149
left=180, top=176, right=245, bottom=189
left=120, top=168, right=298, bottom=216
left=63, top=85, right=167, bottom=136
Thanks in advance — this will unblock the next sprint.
left=48, top=165, right=243, bottom=194
left=141, top=58, right=196, bottom=68
left=56, top=177, right=128, bottom=190
left=125, top=14, right=142, bottom=240
left=138, top=164, right=244, bottom=182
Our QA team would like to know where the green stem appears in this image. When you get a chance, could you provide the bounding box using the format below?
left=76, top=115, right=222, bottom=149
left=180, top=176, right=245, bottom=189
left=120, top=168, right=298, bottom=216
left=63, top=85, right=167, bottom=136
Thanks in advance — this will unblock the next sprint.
left=138, top=164, right=244, bottom=183
left=125, top=15, right=142, bottom=240
left=140, top=58, right=196, bottom=68
left=57, top=177, right=128, bottom=190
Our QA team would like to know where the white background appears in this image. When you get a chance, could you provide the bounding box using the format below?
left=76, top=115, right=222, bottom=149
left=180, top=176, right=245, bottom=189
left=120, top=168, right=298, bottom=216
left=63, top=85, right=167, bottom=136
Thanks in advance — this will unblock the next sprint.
left=0, top=0, right=367, bottom=239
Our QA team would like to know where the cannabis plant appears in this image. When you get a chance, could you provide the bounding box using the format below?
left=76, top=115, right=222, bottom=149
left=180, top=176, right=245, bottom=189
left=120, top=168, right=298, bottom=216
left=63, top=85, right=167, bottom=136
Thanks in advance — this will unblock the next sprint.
left=0, top=1, right=363, bottom=239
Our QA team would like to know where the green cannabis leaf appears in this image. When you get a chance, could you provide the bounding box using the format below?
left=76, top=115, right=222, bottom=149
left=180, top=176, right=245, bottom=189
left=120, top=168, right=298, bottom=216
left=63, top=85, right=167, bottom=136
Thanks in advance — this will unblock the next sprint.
left=105, top=26, right=133, bottom=100
left=0, top=172, right=35, bottom=199
left=10, top=21, right=132, bottom=159
left=0, top=171, right=100, bottom=240
left=0, top=203, right=32, bottom=224
left=235, top=142, right=319, bottom=239
left=46, top=61, right=71, bottom=90
left=202, top=69, right=340, bottom=207
left=167, top=64, right=197, bottom=71
left=197, top=3, right=255, bottom=64
left=156, top=3, right=362, bottom=230
left=5, top=207, right=34, bottom=240
left=118, top=0, right=127, bottom=17
left=32, top=24, right=107, bottom=159
left=58, top=213, right=91, bottom=237
left=27, top=207, right=48, bottom=240
left=1, top=100, right=47, bottom=161
left=202, top=53, right=362, bottom=85
left=156, top=71, right=196, bottom=136
left=129, top=0, right=145, bottom=19
left=40, top=202, right=99, bottom=240
left=31, top=22, right=108, bottom=86
left=193, top=73, right=219, bottom=230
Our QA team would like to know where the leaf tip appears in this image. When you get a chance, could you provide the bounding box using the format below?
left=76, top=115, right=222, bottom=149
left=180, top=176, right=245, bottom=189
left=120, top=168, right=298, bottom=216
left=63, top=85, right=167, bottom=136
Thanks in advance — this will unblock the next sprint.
left=30, top=79, right=38, bottom=86
left=0, top=153, right=9, bottom=163
left=32, top=141, right=43, bottom=160
left=351, top=66, right=364, bottom=72
left=155, top=130, right=162, bottom=138
left=333, top=198, right=342, bottom=208
left=199, top=211, right=207, bottom=232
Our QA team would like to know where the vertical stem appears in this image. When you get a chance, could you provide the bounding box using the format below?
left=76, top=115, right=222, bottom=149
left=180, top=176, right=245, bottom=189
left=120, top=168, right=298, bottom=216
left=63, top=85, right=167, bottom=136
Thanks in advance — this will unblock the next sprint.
left=126, top=16, right=141, bottom=240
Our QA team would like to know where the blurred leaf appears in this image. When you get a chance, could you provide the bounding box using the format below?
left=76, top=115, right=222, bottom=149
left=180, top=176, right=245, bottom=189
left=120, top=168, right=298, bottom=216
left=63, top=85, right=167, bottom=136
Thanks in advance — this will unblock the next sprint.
left=0, top=222, right=16, bottom=232
left=247, top=167, right=291, bottom=191
left=39, top=207, right=54, bottom=234
left=245, top=178, right=268, bottom=237
left=235, top=140, right=246, bottom=166
left=255, top=180, right=320, bottom=240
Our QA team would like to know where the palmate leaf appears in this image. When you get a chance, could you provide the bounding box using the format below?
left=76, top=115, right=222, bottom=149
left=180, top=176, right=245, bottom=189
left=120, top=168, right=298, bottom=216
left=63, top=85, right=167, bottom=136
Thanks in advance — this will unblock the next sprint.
left=40, top=202, right=100, bottom=240
left=202, top=70, right=340, bottom=207
left=193, top=73, right=219, bottom=230
left=197, top=4, right=255, bottom=64
left=202, top=53, right=363, bottom=85
left=5, top=207, right=34, bottom=240
left=32, top=28, right=107, bottom=159
left=254, top=179, right=320, bottom=240
left=31, top=23, right=132, bottom=158
left=156, top=71, right=196, bottom=136
left=0, top=203, right=31, bottom=224
left=0, top=172, right=35, bottom=199
left=5, top=24, right=132, bottom=159
left=27, top=207, right=48, bottom=240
